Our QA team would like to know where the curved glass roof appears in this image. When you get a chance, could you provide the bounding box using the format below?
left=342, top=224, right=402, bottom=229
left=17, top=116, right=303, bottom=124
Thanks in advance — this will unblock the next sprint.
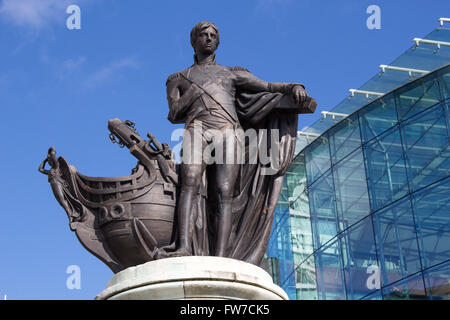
left=296, top=21, right=450, bottom=153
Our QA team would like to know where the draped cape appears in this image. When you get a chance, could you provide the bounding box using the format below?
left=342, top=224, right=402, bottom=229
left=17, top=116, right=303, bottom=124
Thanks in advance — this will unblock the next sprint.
left=186, top=90, right=316, bottom=266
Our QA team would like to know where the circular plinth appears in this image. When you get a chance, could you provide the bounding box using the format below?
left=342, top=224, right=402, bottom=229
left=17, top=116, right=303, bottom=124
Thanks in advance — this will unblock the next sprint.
left=95, top=256, right=288, bottom=300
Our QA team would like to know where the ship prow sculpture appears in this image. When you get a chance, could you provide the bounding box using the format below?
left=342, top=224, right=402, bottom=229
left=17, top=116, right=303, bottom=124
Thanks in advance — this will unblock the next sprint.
left=39, top=119, right=180, bottom=273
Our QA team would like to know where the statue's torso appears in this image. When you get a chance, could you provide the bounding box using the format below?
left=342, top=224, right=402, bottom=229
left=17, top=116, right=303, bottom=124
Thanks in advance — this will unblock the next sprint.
left=182, top=64, right=241, bottom=129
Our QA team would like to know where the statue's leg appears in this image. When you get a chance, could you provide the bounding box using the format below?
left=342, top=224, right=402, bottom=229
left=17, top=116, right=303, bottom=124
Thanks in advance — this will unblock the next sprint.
left=177, top=163, right=205, bottom=254
left=214, top=132, right=240, bottom=257
left=51, top=182, right=76, bottom=220
left=176, top=127, right=207, bottom=255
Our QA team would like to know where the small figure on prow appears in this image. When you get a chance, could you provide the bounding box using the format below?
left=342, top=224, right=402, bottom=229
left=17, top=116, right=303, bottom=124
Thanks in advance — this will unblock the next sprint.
left=39, top=147, right=82, bottom=223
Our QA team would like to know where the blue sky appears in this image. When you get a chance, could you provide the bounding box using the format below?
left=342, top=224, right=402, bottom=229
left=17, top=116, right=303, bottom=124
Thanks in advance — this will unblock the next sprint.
left=0, top=0, right=448, bottom=299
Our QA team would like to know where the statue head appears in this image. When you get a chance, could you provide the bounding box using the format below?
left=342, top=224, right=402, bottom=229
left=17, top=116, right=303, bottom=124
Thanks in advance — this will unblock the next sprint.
left=47, top=147, right=58, bottom=168
left=190, top=21, right=220, bottom=57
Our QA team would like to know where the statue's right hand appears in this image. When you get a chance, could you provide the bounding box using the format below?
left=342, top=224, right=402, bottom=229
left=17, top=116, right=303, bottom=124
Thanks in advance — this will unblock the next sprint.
left=292, top=85, right=308, bottom=105
left=38, top=158, right=49, bottom=174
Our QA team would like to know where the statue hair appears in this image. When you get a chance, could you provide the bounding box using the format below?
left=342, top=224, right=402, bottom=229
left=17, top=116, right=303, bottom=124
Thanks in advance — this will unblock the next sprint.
left=190, top=21, right=220, bottom=50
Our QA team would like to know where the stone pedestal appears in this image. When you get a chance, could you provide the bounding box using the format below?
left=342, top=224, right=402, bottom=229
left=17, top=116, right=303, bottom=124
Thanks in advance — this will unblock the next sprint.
left=95, top=256, right=288, bottom=300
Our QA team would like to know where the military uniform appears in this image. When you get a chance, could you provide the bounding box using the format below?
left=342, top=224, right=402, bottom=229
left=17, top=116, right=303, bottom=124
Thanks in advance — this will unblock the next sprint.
left=166, top=58, right=301, bottom=164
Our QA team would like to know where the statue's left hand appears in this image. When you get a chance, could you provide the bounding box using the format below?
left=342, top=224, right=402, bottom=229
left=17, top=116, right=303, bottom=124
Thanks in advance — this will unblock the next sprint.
left=292, top=85, right=308, bottom=105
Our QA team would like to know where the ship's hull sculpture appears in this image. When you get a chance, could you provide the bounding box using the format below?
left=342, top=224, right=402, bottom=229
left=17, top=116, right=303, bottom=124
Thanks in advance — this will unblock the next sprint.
left=39, top=119, right=179, bottom=273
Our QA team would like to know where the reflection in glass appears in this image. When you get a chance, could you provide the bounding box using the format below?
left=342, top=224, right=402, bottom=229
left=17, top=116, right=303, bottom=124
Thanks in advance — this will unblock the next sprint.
left=382, top=274, right=426, bottom=300
left=290, top=193, right=313, bottom=267
left=363, top=126, right=409, bottom=211
left=267, top=206, right=294, bottom=289
left=285, top=153, right=307, bottom=202
left=438, top=69, right=450, bottom=101
left=340, top=216, right=378, bottom=299
left=295, top=255, right=318, bottom=300
left=401, top=103, right=450, bottom=191
left=332, top=148, right=370, bottom=231
left=305, top=136, right=331, bottom=186
left=265, top=256, right=280, bottom=285
left=271, top=179, right=289, bottom=232
left=329, top=114, right=361, bottom=165
left=396, top=74, right=441, bottom=121
left=413, top=177, right=450, bottom=269
left=445, top=100, right=450, bottom=138
left=289, top=192, right=316, bottom=300
left=281, top=270, right=297, bottom=300
left=308, top=170, right=338, bottom=249
left=314, top=238, right=347, bottom=300
left=359, top=94, right=398, bottom=143
left=372, top=197, right=421, bottom=286
left=361, top=290, right=383, bottom=300
left=423, top=262, right=450, bottom=300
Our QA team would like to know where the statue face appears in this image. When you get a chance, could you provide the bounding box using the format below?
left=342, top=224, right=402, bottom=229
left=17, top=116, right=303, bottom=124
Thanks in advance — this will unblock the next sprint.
left=194, top=26, right=218, bottom=55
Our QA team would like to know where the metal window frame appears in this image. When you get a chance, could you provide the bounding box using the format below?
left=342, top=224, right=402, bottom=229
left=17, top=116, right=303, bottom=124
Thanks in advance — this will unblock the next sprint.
left=438, top=18, right=450, bottom=26
left=379, top=65, right=429, bottom=77
left=413, top=38, right=450, bottom=50
left=349, top=89, right=384, bottom=99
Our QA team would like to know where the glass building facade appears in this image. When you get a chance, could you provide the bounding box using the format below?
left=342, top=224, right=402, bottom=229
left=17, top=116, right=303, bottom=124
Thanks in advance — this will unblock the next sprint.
left=267, top=23, right=450, bottom=300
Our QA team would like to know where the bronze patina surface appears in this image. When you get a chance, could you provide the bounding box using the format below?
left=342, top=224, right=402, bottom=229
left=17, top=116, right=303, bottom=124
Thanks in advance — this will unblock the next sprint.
left=40, top=21, right=316, bottom=273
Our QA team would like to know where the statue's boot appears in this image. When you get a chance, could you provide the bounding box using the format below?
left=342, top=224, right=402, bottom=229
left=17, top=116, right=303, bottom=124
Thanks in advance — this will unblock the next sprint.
left=176, top=188, right=197, bottom=254
left=214, top=198, right=232, bottom=257
left=155, top=247, right=192, bottom=259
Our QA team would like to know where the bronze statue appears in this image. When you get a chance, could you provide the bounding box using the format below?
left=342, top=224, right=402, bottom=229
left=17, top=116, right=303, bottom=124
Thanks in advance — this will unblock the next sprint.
left=166, top=21, right=316, bottom=261
left=39, top=147, right=85, bottom=226
left=39, top=21, right=316, bottom=273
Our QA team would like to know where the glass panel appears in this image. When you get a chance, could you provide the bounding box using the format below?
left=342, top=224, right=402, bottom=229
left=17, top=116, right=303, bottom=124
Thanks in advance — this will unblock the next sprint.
left=264, top=256, right=281, bottom=286
left=438, top=67, right=450, bottom=101
left=412, top=177, right=450, bottom=269
left=372, top=197, right=421, bottom=286
left=277, top=174, right=289, bottom=205
left=361, top=291, right=383, bottom=300
left=382, top=274, right=426, bottom=300
left=267, top=207, right=287, bottom=255
left=401, top=103, right=450, bottom=192
left=305, top=135, right=331, bottom=186
left=396, top=73, right=441, bottom=122
left=285, top=153, right=307, bottom=202
left=289, top=193, right=313, bottom=267
left=445, top=100, right=450, bottom=139
left=295, top=30, right=450, bottom=156
left=314, top=238, right=346, bottom=300
left=308, top=170, right=338, bottom=249
left=332, top=148, right=370, bottom=231
left=281, top=271, right=297, bottom=300
left=295, top=133, right=316, bottom=156
left=359, top=94, right=398, bottom=143
left=340, top=216, right=379, bottom=299
left=272, top=173, right=289, bottom=232
left=271, top=184, right=289, bottom=234
left=423, top=262, right=450, bottom=300
left=329, top=114, right=361, bottom=165
left=295, top=255, right=318, bottom=300
left=267, top=207, right=294, bottom=287
left=363, top=125, right=409, bottom=211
